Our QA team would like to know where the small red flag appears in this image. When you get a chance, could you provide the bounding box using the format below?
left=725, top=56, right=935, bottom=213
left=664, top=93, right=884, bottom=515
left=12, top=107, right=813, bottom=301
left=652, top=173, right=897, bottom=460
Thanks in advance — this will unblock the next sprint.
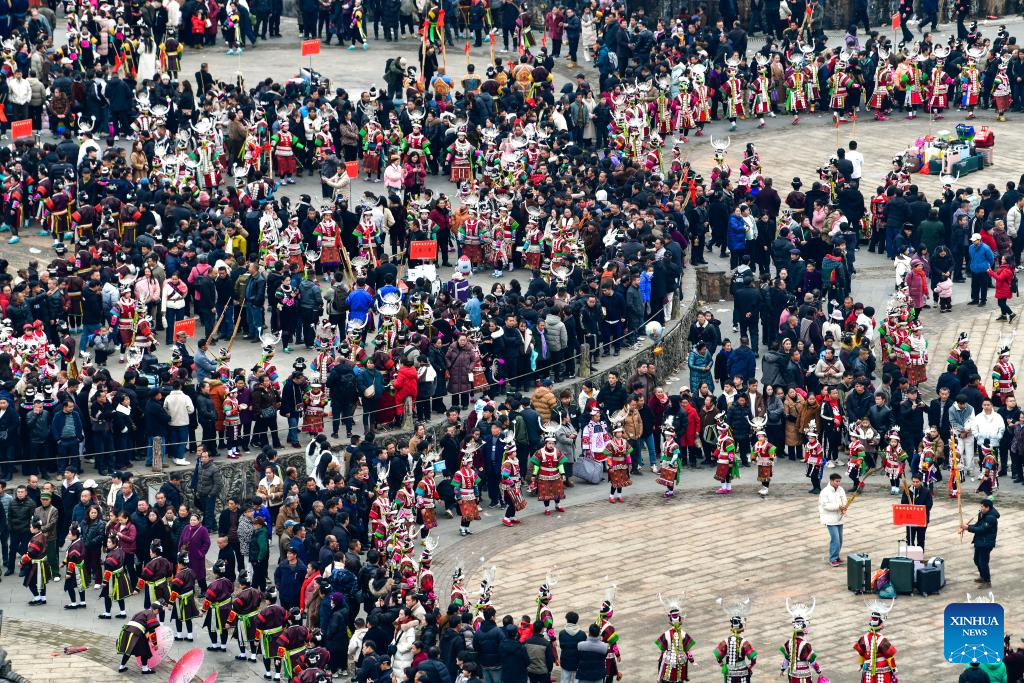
left=464, top=42, right=471, bottom=55
left=891, top=12, right=900, bottom=29
left=541, top=33, right=547, bottom=48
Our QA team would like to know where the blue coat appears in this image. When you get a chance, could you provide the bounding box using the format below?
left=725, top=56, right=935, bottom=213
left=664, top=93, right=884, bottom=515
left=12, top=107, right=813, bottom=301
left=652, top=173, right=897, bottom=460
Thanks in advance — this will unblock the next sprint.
left=727, top=214, right=748, bottom=250
left=50, top=409, right=84, bottom=443
left=968, top=242, right=994, bottom=274
left=274, top=559, right=307, bottom=603
left=346, top=288, right=374, bottom=322
left=727, top=345, right=757, bottom=382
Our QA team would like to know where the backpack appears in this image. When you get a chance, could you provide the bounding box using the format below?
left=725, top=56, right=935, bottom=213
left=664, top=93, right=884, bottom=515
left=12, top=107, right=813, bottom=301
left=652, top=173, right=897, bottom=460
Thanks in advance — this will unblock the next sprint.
left=821, top=254, right=842, bottom=287
left=330, top=283, right=346, bottom=314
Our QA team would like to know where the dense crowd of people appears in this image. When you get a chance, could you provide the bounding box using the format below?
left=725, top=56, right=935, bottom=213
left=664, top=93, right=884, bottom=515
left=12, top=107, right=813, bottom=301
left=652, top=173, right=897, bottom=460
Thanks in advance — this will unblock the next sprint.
left=1, top=0, right=1024, bottom=680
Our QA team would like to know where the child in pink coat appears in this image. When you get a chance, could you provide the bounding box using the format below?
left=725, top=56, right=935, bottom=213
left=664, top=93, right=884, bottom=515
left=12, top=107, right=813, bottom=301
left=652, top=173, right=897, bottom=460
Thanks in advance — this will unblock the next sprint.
left=933, top=271, right=953, bottom=312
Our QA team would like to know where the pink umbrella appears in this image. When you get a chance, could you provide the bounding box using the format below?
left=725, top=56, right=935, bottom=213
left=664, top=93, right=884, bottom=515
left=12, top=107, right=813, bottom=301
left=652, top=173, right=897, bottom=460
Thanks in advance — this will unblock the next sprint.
left=169, top=648, right=205, bottom=683
left=138, top=625, right=174, bottom=668
left=202, top=673, right=218, bottom=683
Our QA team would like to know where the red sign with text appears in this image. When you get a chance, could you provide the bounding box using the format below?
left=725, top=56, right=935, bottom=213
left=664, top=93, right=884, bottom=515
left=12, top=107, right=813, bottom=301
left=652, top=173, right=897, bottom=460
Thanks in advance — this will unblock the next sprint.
left=892, top=504, right=927, bottom=526
left=173, top=317, right=198, bottom=339
left=409, top=240, right=437, bottom=260
left=11, top=119, right=32, bottom=139
left=301, top=39, right=321, bottom=56
left=345, top=160, right=360, bottom=178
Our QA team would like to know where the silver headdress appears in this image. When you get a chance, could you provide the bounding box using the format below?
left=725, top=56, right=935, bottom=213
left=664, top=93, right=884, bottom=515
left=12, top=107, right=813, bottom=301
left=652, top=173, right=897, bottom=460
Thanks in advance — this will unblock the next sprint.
left=659, top=593, right=685, bottom=623
left=865, top=597, right=895, bottom=629
left=717, top=596, right=752, bottom=630
left=786, top=597, right=816, bottom=630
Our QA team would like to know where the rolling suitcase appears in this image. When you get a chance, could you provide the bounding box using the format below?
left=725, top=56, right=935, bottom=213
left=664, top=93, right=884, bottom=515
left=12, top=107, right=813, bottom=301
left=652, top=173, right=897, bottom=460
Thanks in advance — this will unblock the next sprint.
left=898, top=540, right=925, bottom=562
left=927, top=556, right=946, bottom=587
left=885, top=557, right=915, bottom=595
left=847, top=553, right=871, bottom=594
left=974, top=126, right=995, bottom=148
left=917, top=567, right=943, bottom=596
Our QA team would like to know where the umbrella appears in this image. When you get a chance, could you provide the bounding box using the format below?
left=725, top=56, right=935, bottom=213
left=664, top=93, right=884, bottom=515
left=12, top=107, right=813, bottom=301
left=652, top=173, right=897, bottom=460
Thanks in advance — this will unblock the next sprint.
left=169, top=648, right=205, bottom=683
left=202, top=673, right=218, bottom=683
left=139, top=625, right=174, bottom=668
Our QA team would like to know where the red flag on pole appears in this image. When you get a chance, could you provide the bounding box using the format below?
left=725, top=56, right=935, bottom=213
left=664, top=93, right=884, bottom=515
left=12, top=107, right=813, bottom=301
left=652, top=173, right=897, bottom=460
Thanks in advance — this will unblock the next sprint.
left=464, top=42, right=471, bottom=55
left=891, top=12, right=900, bottom=29
left=345, top=161, right=360, bottom=178
left=301, top=39, right=321, bottom=56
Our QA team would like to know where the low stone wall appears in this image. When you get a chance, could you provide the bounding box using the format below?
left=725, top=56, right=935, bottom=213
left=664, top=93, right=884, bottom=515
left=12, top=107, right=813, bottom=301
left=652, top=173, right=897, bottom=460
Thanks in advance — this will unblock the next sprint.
left=695, top=265, right=731, bottom=305
left=96, top=270, right=703, bottom=512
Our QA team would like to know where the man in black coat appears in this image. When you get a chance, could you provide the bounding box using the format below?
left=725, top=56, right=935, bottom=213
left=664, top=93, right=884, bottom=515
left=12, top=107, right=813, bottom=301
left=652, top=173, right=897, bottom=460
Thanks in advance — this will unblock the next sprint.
left=733, top=281, right=762, bottom=353
left=104, top=74, right=135, bottom=138
left=598, top=373, right=628, bottom=415
left=960, top=499, right=999, bottom=587
left=897, top=387, right=927, bottom=456
left=883, top=187, right=909, bottom=258
left=928, top=386, right=953, bottom=443
left=900, top=474, right=933, bottom=548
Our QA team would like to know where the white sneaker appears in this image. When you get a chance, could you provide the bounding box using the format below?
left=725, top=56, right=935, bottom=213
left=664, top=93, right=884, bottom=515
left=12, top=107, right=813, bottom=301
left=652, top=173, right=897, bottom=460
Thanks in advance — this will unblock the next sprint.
left=826, top=461, right=835, bottom=468
left=173, top=458, right=191, bottom=466
left=651, top=464, right=659, bottom=473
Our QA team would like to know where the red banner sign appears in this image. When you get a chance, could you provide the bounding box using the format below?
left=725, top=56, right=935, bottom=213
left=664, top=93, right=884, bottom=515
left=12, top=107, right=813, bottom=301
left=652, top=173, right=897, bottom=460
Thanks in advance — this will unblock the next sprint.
left=11, top=119, right=32, bottom=139
left=345, top=160, right=360, bottom=178
left=892, top=504, right=927, bottom=527
left=173, top=317, right=198, bottom=339
left=409, top=240, right=437, bottom=261
left=301, top=39, right=321, bottom=56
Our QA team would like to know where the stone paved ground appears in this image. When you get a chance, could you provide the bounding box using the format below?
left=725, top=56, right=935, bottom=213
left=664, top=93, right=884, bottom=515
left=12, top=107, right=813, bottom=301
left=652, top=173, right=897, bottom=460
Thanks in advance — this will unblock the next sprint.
left=2, top=617, right=178, bottom=682
left=3, top=12, right=1024, bottom=682
left=432, top=486, right=1024, bottom=683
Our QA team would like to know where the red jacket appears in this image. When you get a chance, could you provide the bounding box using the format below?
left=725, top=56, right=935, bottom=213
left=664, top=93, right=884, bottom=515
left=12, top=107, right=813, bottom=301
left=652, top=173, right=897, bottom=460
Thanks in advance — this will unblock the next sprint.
left=981, top=230, right=998, bottom=255
left=989, top=264, right=1015, bottom=299
left=392, top=364, right=420, bottom=409
left=680, top=404, right=701, bottom=447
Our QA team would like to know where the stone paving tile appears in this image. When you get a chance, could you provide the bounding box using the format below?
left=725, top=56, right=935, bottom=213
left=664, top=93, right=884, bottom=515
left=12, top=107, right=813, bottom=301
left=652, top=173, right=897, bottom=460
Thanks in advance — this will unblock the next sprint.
left=434, top=491, right=1024, bottom=683
left=0, top=615, right=265, bottom=683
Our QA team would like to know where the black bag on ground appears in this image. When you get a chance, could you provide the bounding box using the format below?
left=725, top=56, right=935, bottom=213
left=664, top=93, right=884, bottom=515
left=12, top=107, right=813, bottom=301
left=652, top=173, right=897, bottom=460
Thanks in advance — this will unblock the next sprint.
left=916, top=566, right=943, bottom=596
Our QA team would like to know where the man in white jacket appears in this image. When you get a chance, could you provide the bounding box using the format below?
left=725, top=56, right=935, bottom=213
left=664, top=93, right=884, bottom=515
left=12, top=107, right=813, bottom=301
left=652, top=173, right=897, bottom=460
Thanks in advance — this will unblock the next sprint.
left=970, top=399, right=1005, bottom=480
left=164, top=380, right=195, bottom=466
left=818, top=473, right=848, bottom=567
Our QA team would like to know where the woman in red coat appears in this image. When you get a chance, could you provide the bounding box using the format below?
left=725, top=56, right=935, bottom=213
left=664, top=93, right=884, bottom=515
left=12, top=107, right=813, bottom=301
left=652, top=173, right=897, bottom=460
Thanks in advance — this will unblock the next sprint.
left=391, top=357, right=420, bottom=424
left=988, top=254, right=1017, bottom=322
left=679, top=394, right=702, bottom=466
